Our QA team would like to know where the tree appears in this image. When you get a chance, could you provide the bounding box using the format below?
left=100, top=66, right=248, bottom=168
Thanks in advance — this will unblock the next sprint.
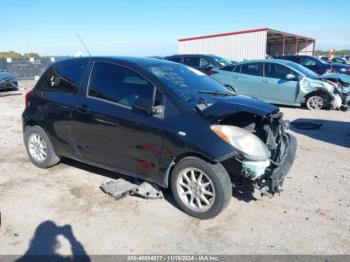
left=26, top=52, right=40, bottom=59
left=0, top=51, right=22, bottom=59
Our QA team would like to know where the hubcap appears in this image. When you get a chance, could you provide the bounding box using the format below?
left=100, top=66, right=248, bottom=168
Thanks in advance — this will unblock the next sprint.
left=176, top=168, right=215, bottom=212
left=308, top=96, right=323, bottom=110
left=28, top=133, right=47, bottom=162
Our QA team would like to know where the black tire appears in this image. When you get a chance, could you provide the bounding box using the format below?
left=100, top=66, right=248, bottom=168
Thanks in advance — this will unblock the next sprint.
left=24, top=125, right=60, bottom=168
left=170, top=157, right=232, bottom=219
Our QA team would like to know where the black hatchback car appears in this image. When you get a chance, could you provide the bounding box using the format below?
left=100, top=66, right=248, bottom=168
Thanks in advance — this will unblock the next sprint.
left=164, top=54, right=232, bottom=74
left=23, top=57, right=296, bottom=219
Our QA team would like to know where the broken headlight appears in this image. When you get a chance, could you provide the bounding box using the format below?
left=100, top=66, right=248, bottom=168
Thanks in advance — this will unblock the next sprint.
left=211, top=125, right=270, bottom=161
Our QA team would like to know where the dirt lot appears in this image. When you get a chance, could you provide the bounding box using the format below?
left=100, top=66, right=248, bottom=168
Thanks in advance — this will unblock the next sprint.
left=0, top=80, right=349, bottom=256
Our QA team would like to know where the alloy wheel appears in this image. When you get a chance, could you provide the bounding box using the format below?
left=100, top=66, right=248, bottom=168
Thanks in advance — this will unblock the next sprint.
left=28, top=133, right=47, bottom=162
left=176, top=167, right=216, bottom=212
left=307, top=95, right=324, bottom=110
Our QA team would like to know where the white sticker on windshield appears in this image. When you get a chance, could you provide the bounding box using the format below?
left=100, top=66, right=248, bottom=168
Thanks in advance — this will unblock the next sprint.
left=186, top=66, right=206, bottom=76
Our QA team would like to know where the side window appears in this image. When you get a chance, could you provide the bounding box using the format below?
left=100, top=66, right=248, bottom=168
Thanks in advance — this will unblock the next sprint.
left=88, top=62, right=154, bottom=107
left=40, top=59, right=88, bottom=94
left=265, top=63, right=295, bottom=80
left=240, top=63, right=263, bottom=76
left=167, top=57, right=181, bottom=63
left=301, top=57, right=317, bottom=66
left=220, top=65, right=235, bottom=72
left=154, top=89, right=165, bottom=107
left=183, top=57, right=200, bottom=67
left=199, top=58, right=214, bottom=68
left=233, top=65, right=241, bottom=72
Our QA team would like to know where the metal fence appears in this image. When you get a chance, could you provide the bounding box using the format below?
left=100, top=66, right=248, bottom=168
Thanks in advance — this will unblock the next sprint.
left=0, top=57, right=65, bottom=80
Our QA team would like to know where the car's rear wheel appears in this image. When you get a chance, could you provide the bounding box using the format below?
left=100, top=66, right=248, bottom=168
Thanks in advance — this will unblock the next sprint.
left=171, top=157, right=232, bottom=219
left=306, top=94, right=325, bottom=110
left=24, top=125, right=60, bottom=168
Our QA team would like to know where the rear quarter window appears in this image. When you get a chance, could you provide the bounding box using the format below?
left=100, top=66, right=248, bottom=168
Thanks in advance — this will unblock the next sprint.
left=38, top=59, right=88, bottom=94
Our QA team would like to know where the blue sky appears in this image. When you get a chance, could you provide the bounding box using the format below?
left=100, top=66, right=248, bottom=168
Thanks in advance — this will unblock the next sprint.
left=2, top=0, right=350, bottom=56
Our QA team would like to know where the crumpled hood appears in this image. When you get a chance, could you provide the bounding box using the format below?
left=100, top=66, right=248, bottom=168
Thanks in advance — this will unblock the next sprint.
left=327, top=63, right=350, bottom=69
left=199, top=95, right=278, bottom=120
left=320, top=73, right=350, bottom=84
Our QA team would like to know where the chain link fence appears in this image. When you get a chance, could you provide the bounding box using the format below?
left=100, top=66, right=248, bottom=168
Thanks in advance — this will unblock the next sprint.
left=0, top=57, right=65, bottom=80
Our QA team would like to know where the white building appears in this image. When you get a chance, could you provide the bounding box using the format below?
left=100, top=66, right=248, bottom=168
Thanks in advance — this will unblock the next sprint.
left=178, top=28, right=315, bottom=61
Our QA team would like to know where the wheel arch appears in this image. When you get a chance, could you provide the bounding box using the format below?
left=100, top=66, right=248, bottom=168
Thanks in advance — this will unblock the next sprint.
left=162, top=152, right=215, bottom=188
left=302, top=89, right=332, bottom=105
left=24, top=119, right=40, bottom=129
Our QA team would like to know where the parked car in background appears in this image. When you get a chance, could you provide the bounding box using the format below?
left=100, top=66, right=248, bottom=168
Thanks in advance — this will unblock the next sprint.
left=319, top=73, right=350, bottom=107
left=277, top=55, right=350, bottom=75
left=319, top=56, right=348, bottom=65
left=0, top=70, right=18, bottom=90
left=341, top=55, right=350, bottom=63
left=22, top=57, right=296, bottom=219
left=148, top=56, right=164, bottom=60
left=209, top=59, right=347, bottom=110
left=164, top=54, right=232, bottom=74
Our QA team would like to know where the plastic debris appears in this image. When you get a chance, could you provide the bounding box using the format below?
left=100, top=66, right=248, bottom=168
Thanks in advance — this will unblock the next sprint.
left=100, top=179, right=138, bottom=199
left=100, top=178, right=163, bottom=200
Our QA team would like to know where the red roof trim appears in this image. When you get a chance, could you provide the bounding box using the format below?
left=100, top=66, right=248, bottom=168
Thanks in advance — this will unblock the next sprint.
left=178, top=28, right=270, bottom=42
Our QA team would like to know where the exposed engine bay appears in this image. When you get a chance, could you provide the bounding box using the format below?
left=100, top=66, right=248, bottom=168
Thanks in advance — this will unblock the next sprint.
left=218, top=110, right=296, bottom=197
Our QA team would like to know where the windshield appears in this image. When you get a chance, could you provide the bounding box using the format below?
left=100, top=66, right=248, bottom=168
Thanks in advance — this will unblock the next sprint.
left=146, top=63, right=231, bottom=106
left=209, top=55, right=232, bottom=67
left=287, top=62, right=320, bottom=78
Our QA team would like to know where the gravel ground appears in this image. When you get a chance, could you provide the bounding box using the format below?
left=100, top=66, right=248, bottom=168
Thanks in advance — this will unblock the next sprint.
left=0, top=80, right=349, bottom=256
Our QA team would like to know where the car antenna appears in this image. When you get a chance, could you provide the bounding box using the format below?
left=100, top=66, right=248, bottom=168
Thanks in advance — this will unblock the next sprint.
left=76, top=33, right=92, bottom=56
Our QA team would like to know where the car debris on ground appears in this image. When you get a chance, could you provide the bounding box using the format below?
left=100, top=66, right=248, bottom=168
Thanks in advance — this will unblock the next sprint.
left=100, top=179, right=164, bottom=200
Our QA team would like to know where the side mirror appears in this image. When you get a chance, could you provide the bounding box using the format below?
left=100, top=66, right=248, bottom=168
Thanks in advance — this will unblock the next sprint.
left=286, top=73, right=297, bottom=80
left=132, top=97, right=155, bottom=114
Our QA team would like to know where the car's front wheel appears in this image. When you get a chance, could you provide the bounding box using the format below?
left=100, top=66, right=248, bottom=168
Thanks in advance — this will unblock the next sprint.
left=171, top=157, right=232, bottom=219
left=24, top=125, right=60, bottom=168
left=306, top=94, right=325, bottom=110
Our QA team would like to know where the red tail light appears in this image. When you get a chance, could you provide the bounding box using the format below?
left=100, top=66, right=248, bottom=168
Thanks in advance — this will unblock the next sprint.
left=25, top=89, right=33, bottom=107
left=206, top=70, right=218, bottom=76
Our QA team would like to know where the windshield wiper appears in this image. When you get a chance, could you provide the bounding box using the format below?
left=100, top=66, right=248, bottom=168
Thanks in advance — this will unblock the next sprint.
left=197, top=90, right=234, bottom=96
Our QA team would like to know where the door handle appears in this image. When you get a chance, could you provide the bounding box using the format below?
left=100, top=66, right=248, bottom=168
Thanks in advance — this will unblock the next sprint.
left=76, top=104, right=90, bottom=113
left=95, top=118, right=120, bottom=126
left=261, top=79, right=269, bottom=83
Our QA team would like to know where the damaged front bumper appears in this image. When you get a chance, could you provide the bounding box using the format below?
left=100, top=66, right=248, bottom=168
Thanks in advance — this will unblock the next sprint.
left=254, top=134, right=297, bottom=196
left=220, top=112, right=297, bottom=197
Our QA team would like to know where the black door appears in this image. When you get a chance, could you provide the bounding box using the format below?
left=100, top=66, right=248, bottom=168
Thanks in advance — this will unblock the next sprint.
left=72, top=61, right=164, bottom=179
left=36, top=59, right=88, bottom=158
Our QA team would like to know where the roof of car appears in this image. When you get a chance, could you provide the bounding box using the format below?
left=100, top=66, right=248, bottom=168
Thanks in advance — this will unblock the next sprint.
left=56, top=56, right=177, bottom=67
left=234, top=59, right=297, bottom=65
left=165, top=54, right=216, bottom=58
